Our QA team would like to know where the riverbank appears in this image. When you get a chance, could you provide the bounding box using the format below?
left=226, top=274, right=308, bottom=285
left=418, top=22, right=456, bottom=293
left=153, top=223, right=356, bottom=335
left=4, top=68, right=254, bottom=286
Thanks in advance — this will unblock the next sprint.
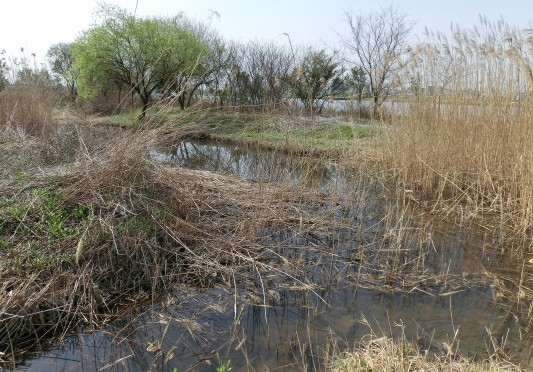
left=1, top=107, right=531, bottom=370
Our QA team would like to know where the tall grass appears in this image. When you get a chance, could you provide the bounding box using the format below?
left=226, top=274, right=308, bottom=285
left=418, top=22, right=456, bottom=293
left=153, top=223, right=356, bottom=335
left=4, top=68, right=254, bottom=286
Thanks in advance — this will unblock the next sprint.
left=386, top=18, right=533, bottom=237
left=0, top=85, right=56, bottom=137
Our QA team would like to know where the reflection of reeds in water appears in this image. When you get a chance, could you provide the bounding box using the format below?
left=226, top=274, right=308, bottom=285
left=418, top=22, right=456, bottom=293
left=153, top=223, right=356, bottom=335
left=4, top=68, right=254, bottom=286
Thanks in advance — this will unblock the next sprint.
left=383, top=17, right=533, bottom=368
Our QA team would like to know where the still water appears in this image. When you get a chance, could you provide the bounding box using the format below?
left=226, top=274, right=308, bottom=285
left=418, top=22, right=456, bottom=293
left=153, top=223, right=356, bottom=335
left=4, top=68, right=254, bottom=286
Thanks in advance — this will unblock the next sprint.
left=18, top=141, right=531, bottom=371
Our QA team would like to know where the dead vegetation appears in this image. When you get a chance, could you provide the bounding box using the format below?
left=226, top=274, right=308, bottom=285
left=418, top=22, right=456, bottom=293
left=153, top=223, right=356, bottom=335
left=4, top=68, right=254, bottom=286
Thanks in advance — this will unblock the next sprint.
left=0, top=101, right=531, bottom=369
left=0, top=113, right=355, bottom=366
left=382, top=20, right=533, bottom=358
left=1, top=30, right=532, bottom=367
left=327, top=333, right=522, bottom=371
left=387, top=18, right=533, bottom=237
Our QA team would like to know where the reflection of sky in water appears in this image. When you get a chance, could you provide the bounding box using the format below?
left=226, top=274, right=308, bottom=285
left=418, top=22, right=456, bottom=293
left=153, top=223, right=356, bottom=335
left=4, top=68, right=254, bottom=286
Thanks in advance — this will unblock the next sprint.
left=150, top=141, right=348, bottom=192
left=24, top=285, right=528, bottom=371
left=21, top=141, right=530, bottom=370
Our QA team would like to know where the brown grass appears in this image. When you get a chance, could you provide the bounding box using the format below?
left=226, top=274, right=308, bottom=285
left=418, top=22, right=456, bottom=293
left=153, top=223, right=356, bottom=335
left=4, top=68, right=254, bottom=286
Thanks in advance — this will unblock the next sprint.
left=380, top=19, right=533, bottom=368
left=326, top=316, right=523, bottom=372
left=328, top=335, right=522, bottom=371
left=1, top=22, right=532, bottom=366
left=386, top=19, right=533, bottom=238
left=0, top=114, right=344, bottom=365
left=0, top=84, right=56, bottom=137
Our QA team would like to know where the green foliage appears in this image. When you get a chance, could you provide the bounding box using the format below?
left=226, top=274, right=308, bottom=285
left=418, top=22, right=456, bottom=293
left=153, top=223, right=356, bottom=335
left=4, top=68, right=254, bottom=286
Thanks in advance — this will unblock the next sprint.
left=71, top=4, right=209, bottom=117
left=312, top=124, right=354, bottom=140
left=0, top=239, right=72, bottom=275
left=345, top=66, right=367, bottom=103
left=118, top=216, right=156, bottom=235
left=215, top=352, right=231, bottom=372
left=0, top=188, right=89, bottom=239
left=290, top=49, right=341, bottom=114
left=0, top=188, right=93, bottom=274
left=47, top=42, right=77, bottom=99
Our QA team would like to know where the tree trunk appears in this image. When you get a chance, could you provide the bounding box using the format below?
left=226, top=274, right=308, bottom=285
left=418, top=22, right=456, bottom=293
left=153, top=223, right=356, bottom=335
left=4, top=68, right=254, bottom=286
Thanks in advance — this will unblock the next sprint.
left=139, top=97, right=149, bottom=120
left=178, top=94, right=185, bottom=110
left=373, top=94, right=380, bottom=119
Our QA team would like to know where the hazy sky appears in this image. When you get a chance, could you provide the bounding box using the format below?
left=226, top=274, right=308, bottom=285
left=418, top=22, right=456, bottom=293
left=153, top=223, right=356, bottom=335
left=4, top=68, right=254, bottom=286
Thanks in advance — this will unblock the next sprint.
left=2, top=0, right=532, bottom=64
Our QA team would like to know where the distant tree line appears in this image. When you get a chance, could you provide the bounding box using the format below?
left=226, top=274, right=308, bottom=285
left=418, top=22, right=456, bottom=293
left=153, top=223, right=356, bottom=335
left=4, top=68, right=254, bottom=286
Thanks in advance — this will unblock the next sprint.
left=1, top=3, right=413, bottom=119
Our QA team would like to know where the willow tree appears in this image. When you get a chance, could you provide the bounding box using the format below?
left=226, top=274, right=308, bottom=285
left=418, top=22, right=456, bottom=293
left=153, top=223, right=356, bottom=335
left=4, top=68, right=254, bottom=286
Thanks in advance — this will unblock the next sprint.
left=71, top=4, right=208, bottom=118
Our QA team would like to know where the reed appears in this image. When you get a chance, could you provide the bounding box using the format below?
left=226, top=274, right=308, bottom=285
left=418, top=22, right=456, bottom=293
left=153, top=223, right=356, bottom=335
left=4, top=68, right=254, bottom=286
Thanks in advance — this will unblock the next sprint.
left=0, top=106, right=357, bottom=365
left=327, top=334, right=522, bottom=371
left=0, top=84, right=56, bottom=137
left=385, top=18, right=533, bottom=238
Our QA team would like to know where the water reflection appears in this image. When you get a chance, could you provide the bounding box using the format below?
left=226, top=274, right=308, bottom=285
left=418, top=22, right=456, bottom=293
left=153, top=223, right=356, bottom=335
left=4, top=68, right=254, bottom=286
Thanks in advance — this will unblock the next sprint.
left=22, top=285, right=526, bottom=371
left=17, top=141, right=531, bottom=370
left=150, top=141, right=347, bottom=191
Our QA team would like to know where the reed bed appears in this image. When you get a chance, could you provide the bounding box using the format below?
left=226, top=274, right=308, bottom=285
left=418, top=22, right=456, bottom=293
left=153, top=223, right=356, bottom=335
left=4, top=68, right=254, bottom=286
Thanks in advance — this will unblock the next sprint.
left=1, top=88, right=530, bottom=368
left=0, top=112, right=479, bottom=367
left=386, top=19, right=533, bottom=238
left=327, top=335, right=522, bottom=371
left=381, top=19, right=533, bottom=367
left=0, top=84, right=56, bottom=138
left=325, top=314, right=523, bottom=372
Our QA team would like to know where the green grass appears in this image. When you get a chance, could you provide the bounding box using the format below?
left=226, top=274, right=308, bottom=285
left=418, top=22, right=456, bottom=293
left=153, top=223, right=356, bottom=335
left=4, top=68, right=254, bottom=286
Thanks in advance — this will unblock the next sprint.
left=100, top=106, right=378, bottom=152
left=105, top=105, right=183, bottom=126
left=0, top=188, right=92, bottom=274
left=0, top=182, right=170, bottom=277
left=211, top=116, right=376, bottom=150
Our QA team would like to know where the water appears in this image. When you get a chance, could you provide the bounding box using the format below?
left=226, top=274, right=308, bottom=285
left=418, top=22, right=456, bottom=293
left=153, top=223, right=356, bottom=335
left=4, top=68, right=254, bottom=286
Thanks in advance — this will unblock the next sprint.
left=19, top=286, right=516, bottom=371
left=14, top=141, right=532, bottom=370
left=150, top=141, right=348, bottom=191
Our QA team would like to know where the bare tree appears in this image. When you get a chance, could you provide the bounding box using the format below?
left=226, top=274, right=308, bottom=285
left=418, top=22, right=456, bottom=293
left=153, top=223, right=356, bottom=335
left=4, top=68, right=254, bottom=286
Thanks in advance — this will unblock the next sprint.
left=0, top=50, right=8, bottom=91
left=221, top=41, right=294, bottom=108
left=343, top=5, right=412, bottom=117
left=47, top=42, right=77, bottom=100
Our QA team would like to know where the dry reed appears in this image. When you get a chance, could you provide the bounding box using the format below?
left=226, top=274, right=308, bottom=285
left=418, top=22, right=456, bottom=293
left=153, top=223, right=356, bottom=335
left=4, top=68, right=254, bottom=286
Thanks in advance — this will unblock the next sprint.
left=381, top=19, right=533, bottom=367
left=0, top=84, right=56, bottom=137
left=328, top=335, right=522, bottom=371
left=326, top=316, right=523, bottom=371
left=0, top=113, right=346, bottom=365
left=387, top=18, right=533, bottom=237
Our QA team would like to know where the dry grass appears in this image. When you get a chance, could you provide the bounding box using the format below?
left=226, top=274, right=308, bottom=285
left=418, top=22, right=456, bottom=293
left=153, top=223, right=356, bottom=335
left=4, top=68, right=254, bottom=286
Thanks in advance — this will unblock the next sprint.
left=386, top=19, right=533, bottom=237
left=328, top=335, right=522, bottom=372
left=0, top=84, right=57, bottom=137
left=0, top=113, right=346, bottom=366
left=380, top=19, right=533, bottom=369
left=1, top=104, right=526, bottom=367
left=1, top=24, right=532, bottom=366
left=326, top=318, right=523, bottom=372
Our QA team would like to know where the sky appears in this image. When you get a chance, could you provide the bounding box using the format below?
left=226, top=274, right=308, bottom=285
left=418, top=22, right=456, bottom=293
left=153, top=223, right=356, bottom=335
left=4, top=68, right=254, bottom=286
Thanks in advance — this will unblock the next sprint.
left=1, top=0, right=532, bottom=65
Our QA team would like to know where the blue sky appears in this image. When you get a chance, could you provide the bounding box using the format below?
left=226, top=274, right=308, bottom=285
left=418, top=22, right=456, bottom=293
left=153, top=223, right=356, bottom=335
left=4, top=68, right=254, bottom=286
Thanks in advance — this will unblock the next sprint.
left=1, top=0, right=532, bottom=63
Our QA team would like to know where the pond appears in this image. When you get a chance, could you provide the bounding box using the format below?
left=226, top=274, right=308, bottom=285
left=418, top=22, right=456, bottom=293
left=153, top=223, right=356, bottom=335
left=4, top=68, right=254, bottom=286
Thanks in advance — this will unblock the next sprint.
left=17, top=140, right=532, bottom=370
